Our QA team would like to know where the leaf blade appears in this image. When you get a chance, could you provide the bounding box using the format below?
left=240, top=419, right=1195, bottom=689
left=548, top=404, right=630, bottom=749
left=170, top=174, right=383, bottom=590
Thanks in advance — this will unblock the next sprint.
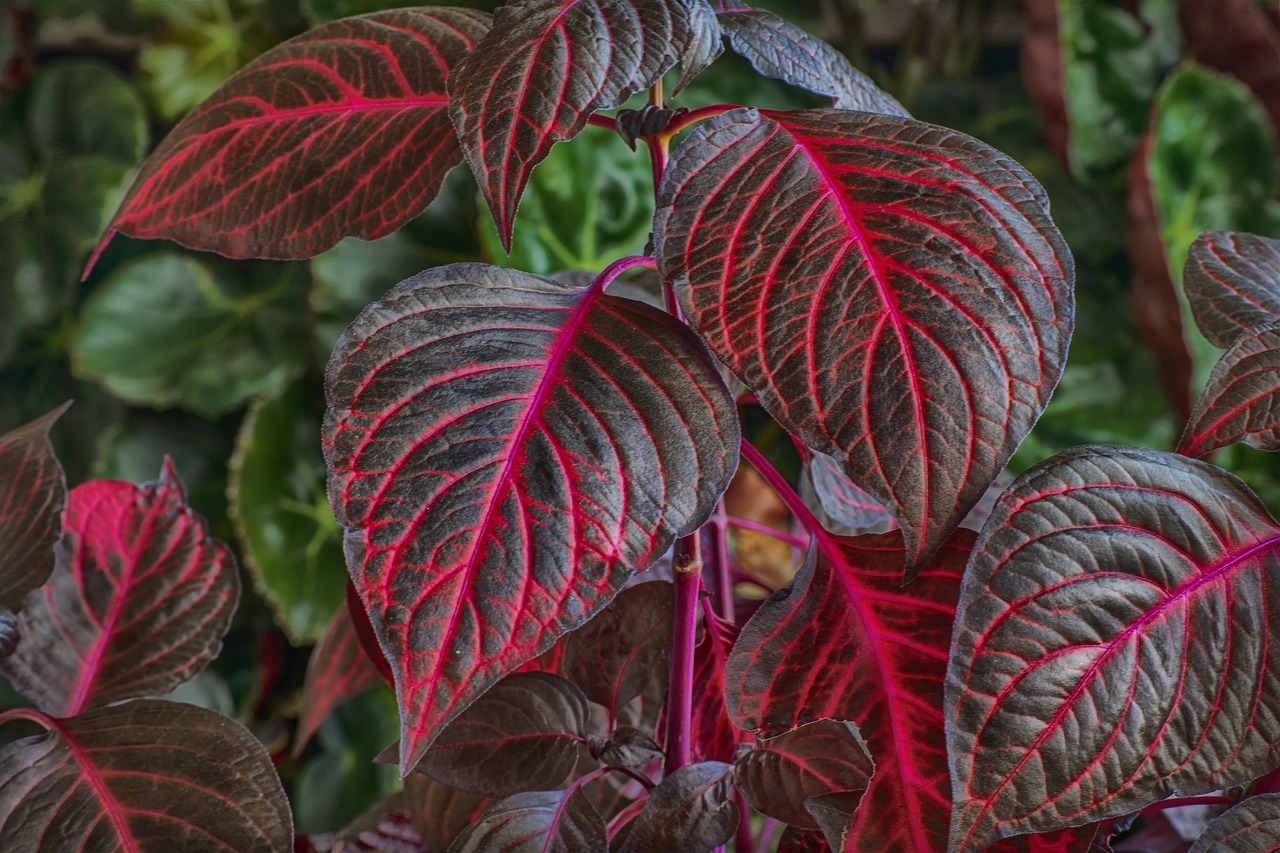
left=0, top=403, right=68, bottom=610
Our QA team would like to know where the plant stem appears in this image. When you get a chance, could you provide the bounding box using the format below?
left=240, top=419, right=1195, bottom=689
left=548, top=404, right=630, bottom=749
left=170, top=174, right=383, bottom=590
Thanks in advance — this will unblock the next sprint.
left=739, top=438, right=824, bottom=540
left=726, top=514, right=811, bottom=550
left=709, top=501, right=736, bottom=622
left=665, top=534, right=702, bottom=776
left=0, top=706, right=51, bottom=730
left=586, top=112, right=617, bottom=131
left=594, top=254, right=657, bottom=292
left=663, top=103, right=746, bottom=136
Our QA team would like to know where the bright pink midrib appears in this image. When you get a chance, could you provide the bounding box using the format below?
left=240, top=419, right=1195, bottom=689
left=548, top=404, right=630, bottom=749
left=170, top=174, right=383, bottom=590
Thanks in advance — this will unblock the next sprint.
left=960, top=528, right=1280, bottom=850
left=51, top=715, right=139, bottom=852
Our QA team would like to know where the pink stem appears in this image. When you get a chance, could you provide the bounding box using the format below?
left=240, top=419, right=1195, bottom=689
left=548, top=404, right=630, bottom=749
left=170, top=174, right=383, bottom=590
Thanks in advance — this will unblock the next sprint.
left=665, top=103, right=747, bottom=136
left=735, top=790, right=755, bottom=852
left=0, top=707, right=51, bottom=729
left=586, top=112, right=618, bottom=131
left=726, top=514, right=811, bottom=550
left=739, top=439, right=824, bottom=539
left=595, top=254, right=656, bottom=292
left=665, top=535, right=702, bottom=776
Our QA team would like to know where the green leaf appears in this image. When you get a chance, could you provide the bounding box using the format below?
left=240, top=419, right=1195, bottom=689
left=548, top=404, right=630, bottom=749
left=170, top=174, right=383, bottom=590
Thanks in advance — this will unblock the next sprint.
left=479, top=125, right=654, bottom=275
left=28, top=59, right=147, bottom=163
left=229, top=380, right=344, bottom=643
left=71, top=252, right=311, bottom=416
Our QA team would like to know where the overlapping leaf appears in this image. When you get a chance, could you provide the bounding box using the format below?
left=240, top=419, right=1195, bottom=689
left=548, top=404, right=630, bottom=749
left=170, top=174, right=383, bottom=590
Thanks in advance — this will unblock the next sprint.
left=1184, top=230, right=1280, bottom=348
left=323, top=263, right=738, bottom=773
left=1, top=460, right=238, bottom=717
left=449, top=788, right=606, bottom=852
left=716, top=8, right=908, bottom=116
left=617, top=761, right=737, bottom=853
left=724, top=529, right=972, bottom=852
left=92, top=8, right=490, bottom=264
left=403, top=773, right=492, bottom=852
left=808, top=451, right=895, bottom=534
left=1188, top=792, right=1280, bottom=852
left=0, top=700, right=292, bottom=852
left=0, top=403, right=67, bottom=610
left=655, top=108, right=1073, bottom=572
left=947, top=444, right=1280, bottom=852
left=296, top=601, right=387, bottom=755
left=690, top=609, right=743, bottom=763
left=448, top=0, right=720, bottom=249
left=1179, top=320, right=1280, bottom=457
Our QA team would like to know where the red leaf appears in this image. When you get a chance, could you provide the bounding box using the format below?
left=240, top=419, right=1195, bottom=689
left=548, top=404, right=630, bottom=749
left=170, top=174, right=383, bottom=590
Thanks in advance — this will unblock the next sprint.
left=0, top=402, right=68, bottom=611
left=403, top=773, right=492, bottom=853
left=295, top=599, right=387, bottom=756
left=1179, top=320, right=1280, bottom=457
left=655, top=108, right=1073, bottom=574
left=1183, top=230, right=1280, bottom=349
left=449, top=788, right=606, bottom=852
left=947, top=445, right=1280, bottom=852
left=1180, top=0, right=1280, bottom=142
left=448, top=0, right=720, bottom=250
left=0, top=700, right=292, bottom=852
left=690, top=609, right=745, bottom=763
left=1, top=460, right=238, bottom=718
left=346, top=577, right=393, bottom=685
left=323, top=263, right=739, bottom=773
left=724, top=528, right=973, bottom=852
left=91, top=9, right=489, bottom=266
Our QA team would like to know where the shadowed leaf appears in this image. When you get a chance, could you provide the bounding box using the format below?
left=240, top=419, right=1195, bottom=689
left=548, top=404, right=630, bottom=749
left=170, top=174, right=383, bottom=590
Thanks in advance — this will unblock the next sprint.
left=403, top=773, right=491, bottom=853
left=1180, top=0, right=1280, bottom=140
left=1188, top=792, right=1280, bottom=852
left=947, top=444, right=1280, bottom=852
left=295, top=601, right=386, bottom=756
left=1180, top=320, right=1280, bottom=457
left=1, top=460, right=238, bottom=717
left=617, top=761, right=737, bottom=853
left=0, top=403, right=68, bottom=610
left=590, top=726, right=663, bottom=767
left=1184, top=230, right=1280, bottom=348
left=448, top=788, right=606, bottom=853
left=690, top=609, right=744, bottom=763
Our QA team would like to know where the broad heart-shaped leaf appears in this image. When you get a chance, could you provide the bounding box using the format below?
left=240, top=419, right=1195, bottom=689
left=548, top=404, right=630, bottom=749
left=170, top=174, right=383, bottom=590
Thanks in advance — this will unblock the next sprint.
left=447, top=0, right=719, bottom=250
left=1, top=461, right=239, bottom=717
left=716, top=8, right=908, bottom=116
left=1184, top=230, right=1280, bottom=349
left=0, top=699, right=292, bottom=851
left=655, top=108, right=1073, bottom=574
left=946, top=444, right=1280, bottom=853
left=0, top=403, right=68, bottom=611
left=323, top=263, right=739, bottom=773
left=734, top=718, right=874, bottom=829
left=91, top=8, right=490, bottom=264
left=724, top=528, right=973, bottom=853
left=418, top=672, right=590, bottom=797
left=295, top=599, right=387, bottom=756
left=1179, top=320, right=1280, bottom=457
left=448, top=788, right=606, bottom=852
left=617, top=761, right=737, bottom=853
left=1188, top=792, right=1280, bottom=852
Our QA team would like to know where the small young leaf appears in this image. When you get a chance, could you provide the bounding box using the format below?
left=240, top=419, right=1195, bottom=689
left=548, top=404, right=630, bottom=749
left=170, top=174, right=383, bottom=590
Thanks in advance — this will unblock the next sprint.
left=1179, top=320, right=1280, bottom=457
left=0, top=700, right=292, bottom=852
left=92, top=8, right=490, bottom=265
left=1184, top=230, right=1280, bottom=348
left=0, top=403, right=67, bottom=610
left=1, top=461, right=238, bottom=717
left=734, top=719, right=874, bottom=829
left=323, top=264, right=739, bottom=773
left=1187, top=792, right=1280, bottom=852
left=590, top=726, right=664, bottom=767
left=418, top=673, right=590, bottom=797
left=295, top=601, right=387, bottom=756
left=617, top=761, right=737, bottom=853
left=448, top=788, right=606, bottom=853
left=655, top=107, right=1073, bottom=574
left=717, top=8, right=907, bottom=116
left=947, top=444, right=1280, bottom=852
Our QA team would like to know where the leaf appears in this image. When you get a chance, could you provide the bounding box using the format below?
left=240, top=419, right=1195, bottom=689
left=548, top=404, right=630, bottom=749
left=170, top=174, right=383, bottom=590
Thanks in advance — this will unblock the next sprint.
left=28, top=59, right=146, bottom=162
left=339, top=811, right=426, bottom=853
left=590, top=726, right=663, bottom=767
left=418, top=673, right=590, bottom=797
left=0, top=699, right=292, bottom=852
left=946, top=444, right=1280, bottom=852
left=805, top=789, right=866, bottom=851
left=716, top=8, right=908, bottom=116
left=1180, top=0, right=1280, bottom=142
left=1, top=460, right=239, bottom=717
left=562, top=580, right=673, bottom=720
left=0, top=403, right=68, bottom=610
left=734, top=718, right=874, bottom=829
left=93, top=8, right=490, bottom=264
left=230, top=381, right=345, bottom=643
left=448, top=0, right=717, bottom=250
left=777, top=827, right=831, bottom=852
left=448, top=788, right=606, bottom=853
left=1187, top=792, right=1280, bottom=852
left=1183, top=230, right=1280, bottom=349
left=71, top=252, right=311, bottom=416
left=617, top=761, right=737, bottom=853
left=807, top=450, right=895, bottom=534
left=689, top=609, right=743, bottom=763
left=724, top=528, right=973, bottom=853
left=403, top=773, right=492, bottom=853
left=295, top=601, right=387, bottom=756
left=1179, top=320, right=1280, bottom=457
left=323, top=263, right=739, bottom=773
left=654, top=107, right=1073, bottom=574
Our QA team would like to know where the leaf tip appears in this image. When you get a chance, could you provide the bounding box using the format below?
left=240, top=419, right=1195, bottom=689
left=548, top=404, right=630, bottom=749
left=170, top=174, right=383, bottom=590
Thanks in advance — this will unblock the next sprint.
left=83, top=231, right=115, bottom=281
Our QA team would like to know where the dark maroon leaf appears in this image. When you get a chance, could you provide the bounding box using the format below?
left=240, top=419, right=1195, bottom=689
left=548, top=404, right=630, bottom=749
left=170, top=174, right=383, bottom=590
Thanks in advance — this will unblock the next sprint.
left=1181, top=0, right=1280, bottom=141
left=595, top=726, right=664, bottom=768
left=1, top=460, right=239, bottom=717
left=1188, top=793, right=1280, bottom=852
left=323, top=263, right=738, bottom=773
left=947, top=444, right=1280, bottom=852
left=734, top=718, right=873, bottom=829
left=689, top=609, right=744, bottom=763
left=347, top=578, right=393, bottom=686
left=418, top=672, right=589, bottom=797
left=91, top=9, right=490, bottom=264
left=990, top=824, right=1111, bottom=853
left=777, top=826, right=831, bottom=852
left=724, top=528, right=973, bottom=852
left=0, top=699, right=292, bottom=851
left=447, top=0, right=716, bottom=249
left=0, top=402, right=68, bottom=610
left=563, top=581, right=673, bottom=721
left=295, top=598, right=387, bottom=756
left=1019, top=0, right=1070, bottom=168
left=655, top=107, right=1073, bottom=573
left=1183, top=230, right=1280, bottom=348
left=1179, top=320, right=1280, bottom=457
left=403, top=773, right=491, bottom=853
left=448, top=788, right=606, bottom=853
left=616, top=761, right=737, bottom=853
left=805, top=789, right=865, bottom=851
left=343, top=811, right=426, bottom=853
left=717, top=9, right=908, bottom=116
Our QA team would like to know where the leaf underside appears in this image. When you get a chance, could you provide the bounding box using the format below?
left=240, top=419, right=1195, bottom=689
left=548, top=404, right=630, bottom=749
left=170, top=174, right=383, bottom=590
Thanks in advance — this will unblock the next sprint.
left=323, top=263, right=738, bottom=773
left=947, top=444, right=1280, bottom=852
left=0, top=403, right=68, bottom=610
left=1183, top=230, right=1280, bottom=348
